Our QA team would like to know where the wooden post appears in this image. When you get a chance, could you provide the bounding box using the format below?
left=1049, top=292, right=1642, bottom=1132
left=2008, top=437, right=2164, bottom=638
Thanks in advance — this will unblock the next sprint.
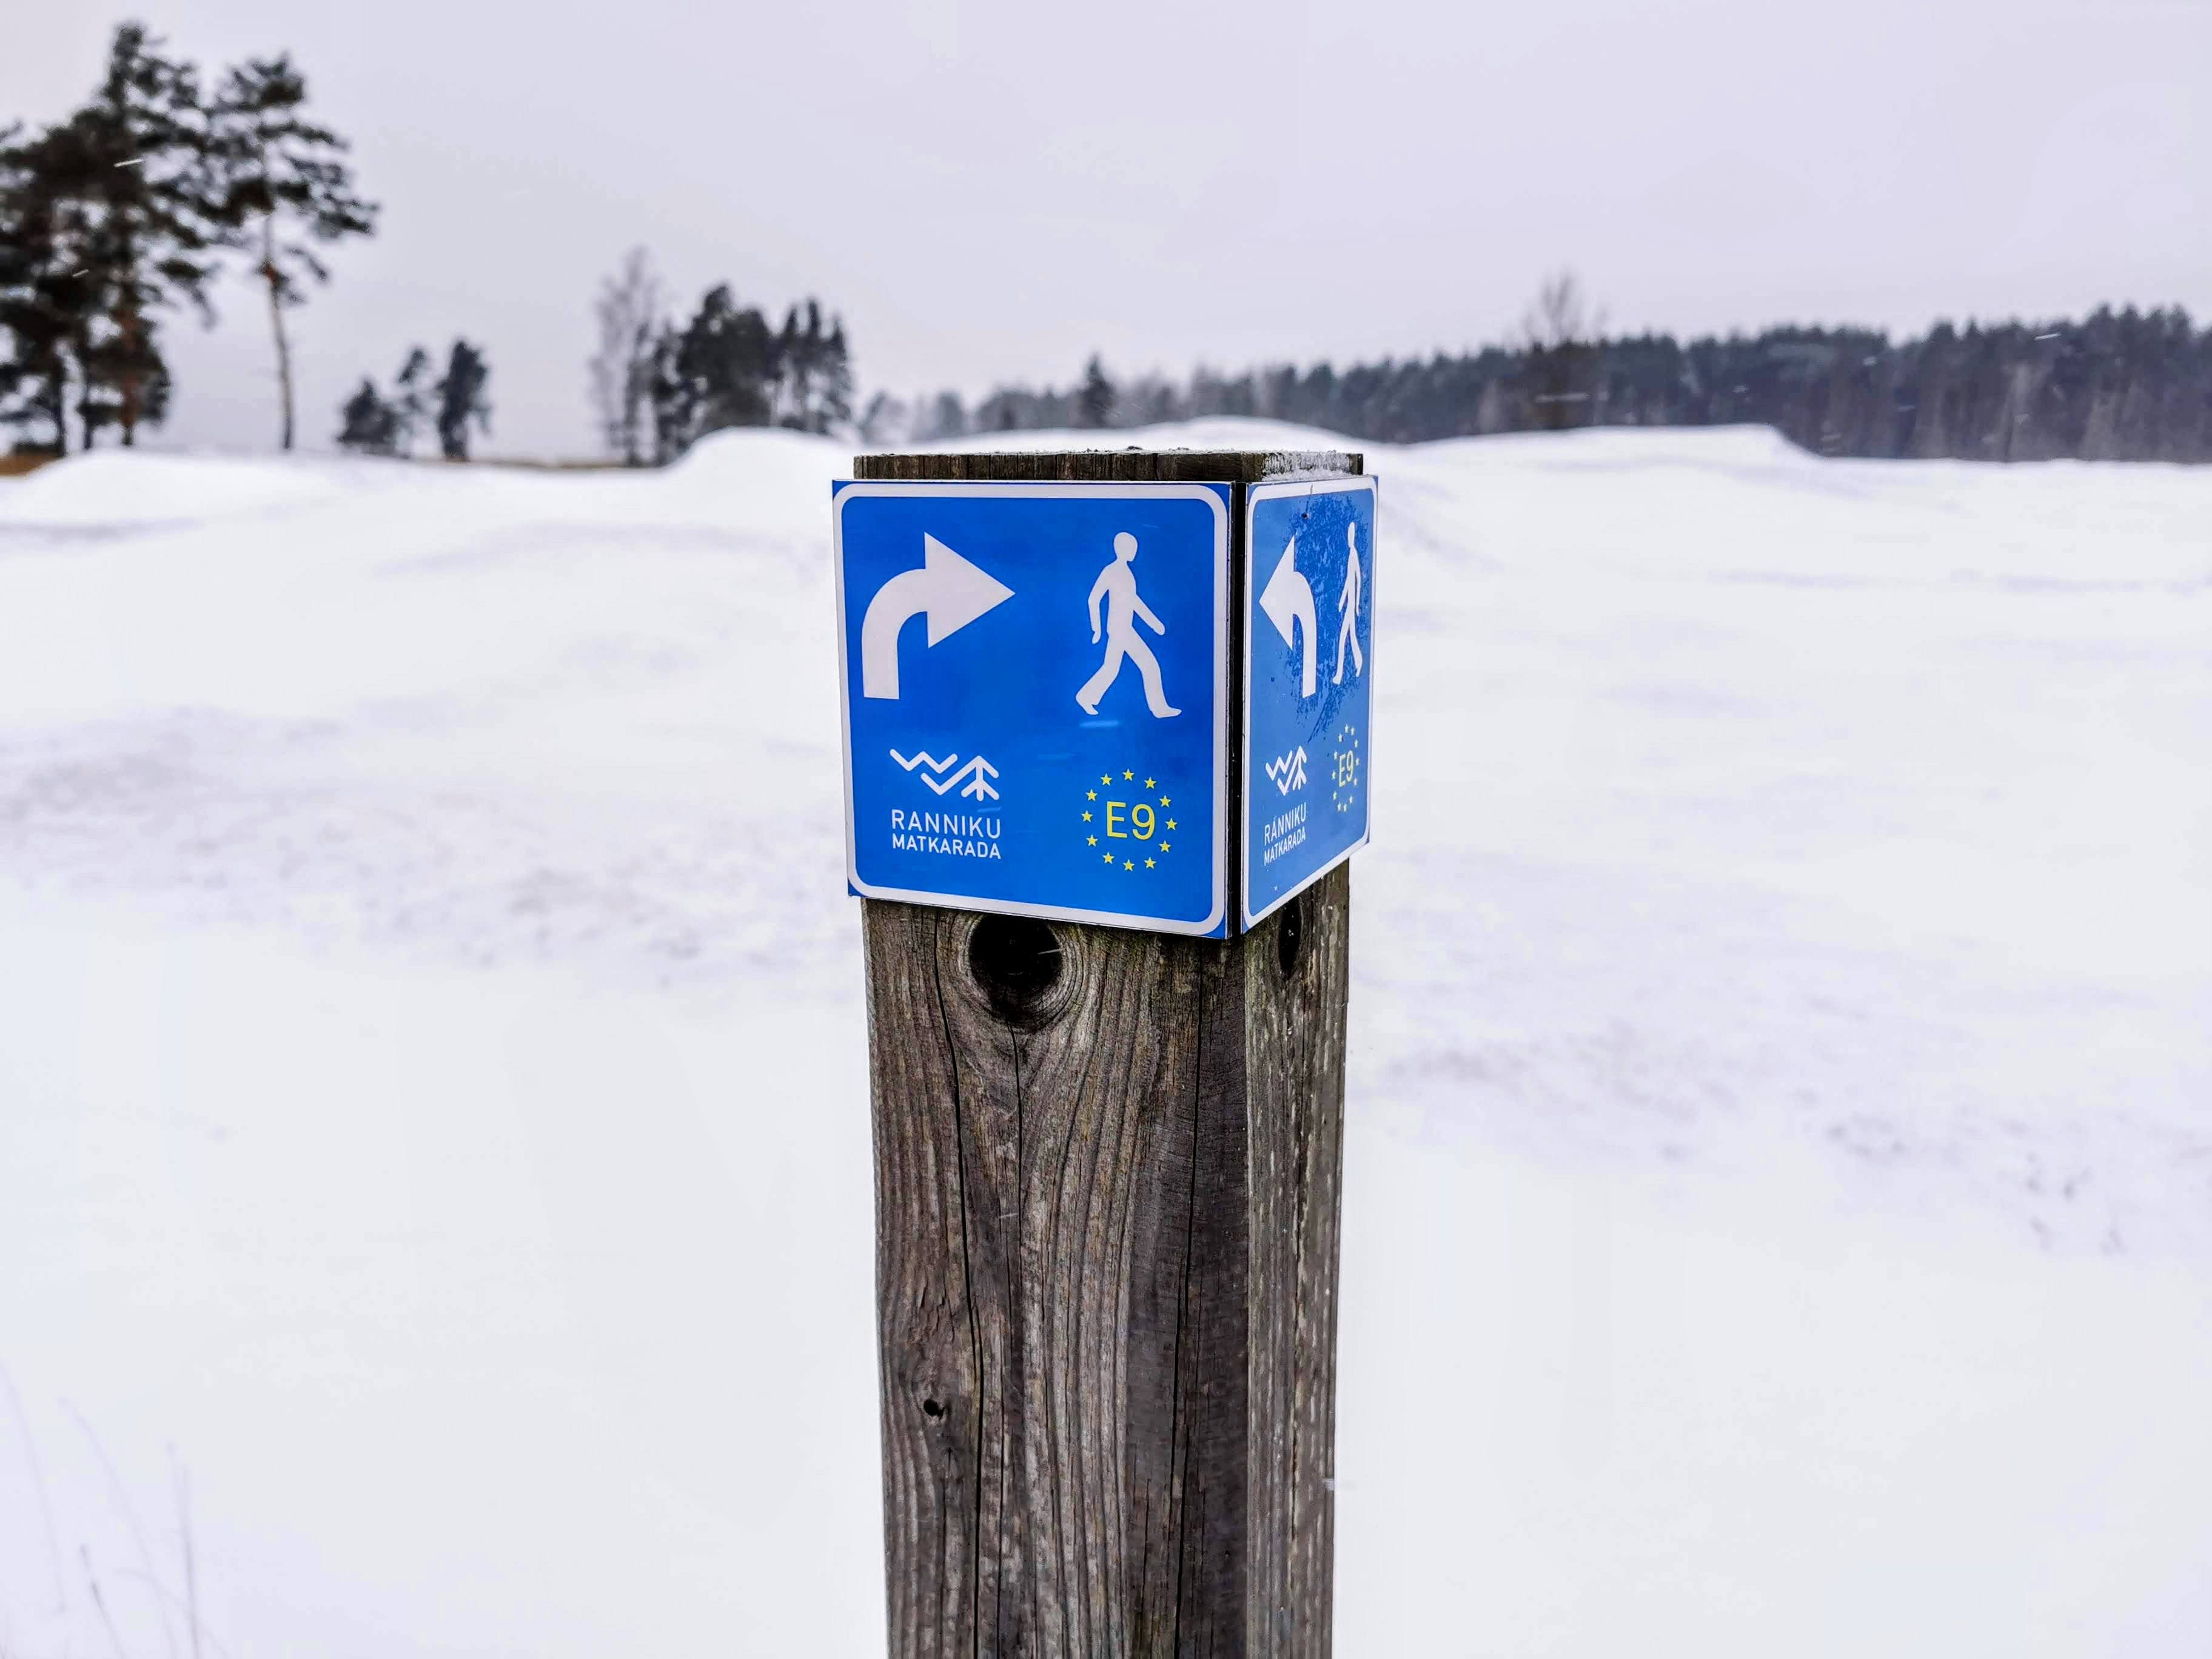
left=856, top=447, right=1359, bottom=1657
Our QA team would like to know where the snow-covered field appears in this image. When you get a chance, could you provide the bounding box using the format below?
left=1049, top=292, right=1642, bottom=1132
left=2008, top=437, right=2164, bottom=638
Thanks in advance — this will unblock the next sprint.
left=1, top=422, right=2206, bottom=1656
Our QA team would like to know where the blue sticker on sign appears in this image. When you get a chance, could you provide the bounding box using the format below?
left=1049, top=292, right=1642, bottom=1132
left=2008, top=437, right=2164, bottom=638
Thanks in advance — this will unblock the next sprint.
left=1242, top=476, right=1376, bottom=928
left=834, top=482, right=1231, bottom=936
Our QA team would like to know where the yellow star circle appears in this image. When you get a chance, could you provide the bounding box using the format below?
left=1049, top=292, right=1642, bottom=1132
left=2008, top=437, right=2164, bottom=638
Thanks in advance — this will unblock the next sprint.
left=1078, top=765, right=1179, bottom=877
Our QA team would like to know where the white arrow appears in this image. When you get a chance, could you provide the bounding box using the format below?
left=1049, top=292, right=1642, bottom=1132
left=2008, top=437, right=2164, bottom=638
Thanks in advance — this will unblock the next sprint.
left=860, top=534, right=1016, bottom=700
left=1259, top=535, right=1319, bottom=699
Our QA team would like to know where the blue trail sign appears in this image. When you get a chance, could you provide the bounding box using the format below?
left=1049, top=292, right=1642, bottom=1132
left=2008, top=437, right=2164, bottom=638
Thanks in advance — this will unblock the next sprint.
left=1242, top=476, right=1376, bottom=928
left=833, top=481, right=1232, bottom=936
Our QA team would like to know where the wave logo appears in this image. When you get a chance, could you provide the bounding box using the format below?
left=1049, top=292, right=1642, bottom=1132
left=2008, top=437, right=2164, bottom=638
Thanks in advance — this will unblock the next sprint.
left=891, top=749, right=1002, bottom=802
left=1264, top=746, right=1308, bottom=795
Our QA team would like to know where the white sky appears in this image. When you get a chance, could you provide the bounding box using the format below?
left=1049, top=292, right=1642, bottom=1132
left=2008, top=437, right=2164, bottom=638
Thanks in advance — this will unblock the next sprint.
left=6, top=0, right=2208, bottom=459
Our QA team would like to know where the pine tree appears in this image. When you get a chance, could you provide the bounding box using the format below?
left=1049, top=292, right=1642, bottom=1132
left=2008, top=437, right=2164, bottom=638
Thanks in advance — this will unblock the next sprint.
left=772, top=301, right=808, bottom=429
left=0, top=122, right=85, bottom=452
left=0, top=25, right=222, bottom=454
left=67, top=24, right=226, bottom=447
left=770, top=299, right=854, bottom=434
left=0, top=116, right=110, bottom=452
left=1078, top=354, right=1115, bottom=427
left=632, top=284, right=860, bottom=457
left=0, top=124, right=27, bottom=441
left=391, top=345, right=431, bottom=455
left=335, top=375, right=397, bottom=454
left=669, top=285, right=774, bottom=441
left=646, top=321, right=692, bottom=463
left=210, top=54, right=377, bottom=451
left=432, top=338, right=491, bottom=460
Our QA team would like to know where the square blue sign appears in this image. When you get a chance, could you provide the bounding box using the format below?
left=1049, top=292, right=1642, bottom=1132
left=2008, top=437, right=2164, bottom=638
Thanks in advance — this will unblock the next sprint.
left=834, top=481, right=1232, bottom=936
left=1242, top=476, right=1376, bottom=928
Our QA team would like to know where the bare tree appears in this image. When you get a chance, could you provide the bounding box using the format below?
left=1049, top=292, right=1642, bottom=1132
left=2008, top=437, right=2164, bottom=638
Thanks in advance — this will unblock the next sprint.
left=1517, top=268, right=1606, bottom=429
left=1516, top=268, right=1602, bottom=352
left=588, top=247, right=663, bottom=465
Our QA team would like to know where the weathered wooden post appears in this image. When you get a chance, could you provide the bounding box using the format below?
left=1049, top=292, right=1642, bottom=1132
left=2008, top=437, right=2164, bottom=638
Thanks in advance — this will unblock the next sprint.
left=833, top=447, right=1375, bottom=1655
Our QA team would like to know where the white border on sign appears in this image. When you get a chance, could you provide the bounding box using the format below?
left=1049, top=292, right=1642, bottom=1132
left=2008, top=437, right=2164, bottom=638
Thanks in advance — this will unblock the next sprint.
left=1240, top=474, right=1378, bottom=931
left=832, top=480, right=1232, bottom=937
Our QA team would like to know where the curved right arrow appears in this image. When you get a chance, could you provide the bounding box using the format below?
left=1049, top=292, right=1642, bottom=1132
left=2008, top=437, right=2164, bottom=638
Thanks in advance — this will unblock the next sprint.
left=1259, top=535, right=1319, bottom=699
left=861, top=533, right=1016, bottom=700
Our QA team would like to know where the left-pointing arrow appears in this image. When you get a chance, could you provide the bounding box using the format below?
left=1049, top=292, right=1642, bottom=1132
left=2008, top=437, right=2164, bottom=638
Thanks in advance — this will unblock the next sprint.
left=1259, top=537, right=1318, bottom=699
left=860, top=533, right=1016, bottom=700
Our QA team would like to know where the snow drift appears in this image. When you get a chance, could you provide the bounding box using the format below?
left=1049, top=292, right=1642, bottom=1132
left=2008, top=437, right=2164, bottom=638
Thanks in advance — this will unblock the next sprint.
left=0, top=423, right=2207, bottom=1656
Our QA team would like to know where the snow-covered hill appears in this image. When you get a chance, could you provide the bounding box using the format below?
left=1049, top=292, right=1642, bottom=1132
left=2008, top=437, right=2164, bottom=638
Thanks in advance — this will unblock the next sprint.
left=1, top=424, right=2207, bottom=1655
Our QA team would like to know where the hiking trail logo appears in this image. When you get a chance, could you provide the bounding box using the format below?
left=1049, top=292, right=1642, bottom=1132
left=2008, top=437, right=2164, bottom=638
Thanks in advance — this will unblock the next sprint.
left=888, top=749, right=1002, bottom=860
left=891, top=748, right=1000, bottom=800
left=1265, top=746, right=1308, bottom=795
left=1079, top=766, right=1178, bottom=876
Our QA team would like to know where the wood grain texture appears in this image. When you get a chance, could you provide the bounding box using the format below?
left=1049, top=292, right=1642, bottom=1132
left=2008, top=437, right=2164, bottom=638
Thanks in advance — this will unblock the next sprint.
left=1239, top=868, right=1349, bottom=1659
left=855, top=447, right=1355, bottom=1657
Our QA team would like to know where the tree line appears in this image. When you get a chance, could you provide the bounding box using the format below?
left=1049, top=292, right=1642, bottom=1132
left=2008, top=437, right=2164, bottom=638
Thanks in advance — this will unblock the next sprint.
left=1, top=21, right=376, bottom=455
left=586, top=247, right=854, bottom=465
left=336, top=340, right=490, bottom=460
left=9, top=41, right=2202, bottom=475
left=885, top=275, right=2212, bottom=463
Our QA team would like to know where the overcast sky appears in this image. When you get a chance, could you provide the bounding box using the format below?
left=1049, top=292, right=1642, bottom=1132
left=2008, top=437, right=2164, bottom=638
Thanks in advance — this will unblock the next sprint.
left=7, top=0, right=2207, bottom=458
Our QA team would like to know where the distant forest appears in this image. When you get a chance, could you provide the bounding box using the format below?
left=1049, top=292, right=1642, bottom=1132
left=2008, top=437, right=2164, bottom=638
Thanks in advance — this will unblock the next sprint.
left=7, top=25, right=2205, bottom=475
left=881, top=277, right=2212, bottom=464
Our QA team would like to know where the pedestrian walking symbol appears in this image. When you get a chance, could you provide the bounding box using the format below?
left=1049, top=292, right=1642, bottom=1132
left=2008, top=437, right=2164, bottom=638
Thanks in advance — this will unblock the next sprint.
left=1333, top=520, right=1364, bottom=685
left=1242, top=475, right=1376, bottom=928
left=834, top=480, right=1230, bottom=935
left=1078, top=532, right=1180, bottom=717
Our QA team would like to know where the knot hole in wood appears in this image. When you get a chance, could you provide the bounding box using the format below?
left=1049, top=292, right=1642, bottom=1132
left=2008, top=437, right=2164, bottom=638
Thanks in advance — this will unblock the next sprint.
left=964, top=913, right=1070, bottom=1030
left=1277, top=892, right=1305, bottom=979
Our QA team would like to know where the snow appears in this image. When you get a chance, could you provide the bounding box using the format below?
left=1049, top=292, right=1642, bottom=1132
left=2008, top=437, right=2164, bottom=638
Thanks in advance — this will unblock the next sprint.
left=1, top=424, right=2207, bottom=1656
left=0, top=450, right=363, bottom=530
